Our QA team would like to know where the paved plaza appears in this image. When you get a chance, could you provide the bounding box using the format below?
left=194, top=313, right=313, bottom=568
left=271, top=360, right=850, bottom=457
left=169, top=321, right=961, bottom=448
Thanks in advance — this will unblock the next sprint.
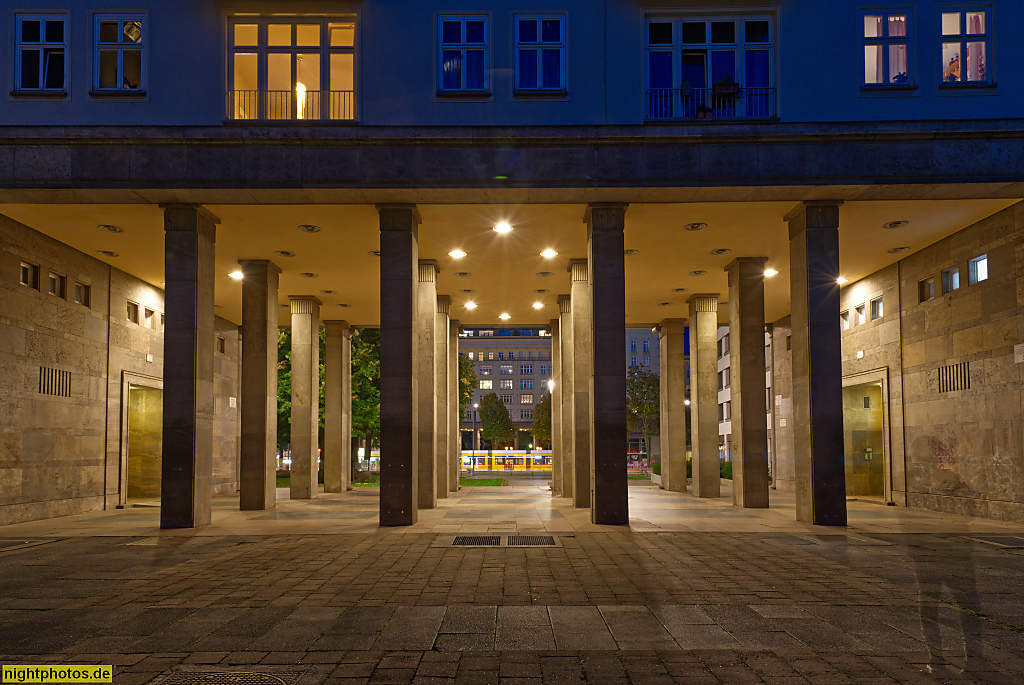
left=1, top=477, right=1023, bottom=684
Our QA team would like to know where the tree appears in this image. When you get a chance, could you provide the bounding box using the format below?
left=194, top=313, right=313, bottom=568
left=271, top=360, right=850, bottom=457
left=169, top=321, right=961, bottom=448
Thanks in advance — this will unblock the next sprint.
left=478, top=393, right=516, bottom=452
left=277, top=329, right=292, bottom=450
left=532, top=393, right=552, bottom=448
left=457, top=353, right=477, bottom=419
left=351, top=328, right=381, bottom=453
left=626, top=365, right=660, bottom=458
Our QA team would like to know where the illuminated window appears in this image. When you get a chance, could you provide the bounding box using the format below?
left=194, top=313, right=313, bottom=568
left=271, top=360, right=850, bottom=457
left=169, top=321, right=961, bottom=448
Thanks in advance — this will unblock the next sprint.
left=941, top=10, right=990, bottom=84
left=94, top=15, right=145, bottom=92
left=863, top=12, right=912, bottom=86
left=479, top=380, right=492, bottom=390
left=968, top=254, right=988, bottom=284
left=520, top=394, right=534, bottom=404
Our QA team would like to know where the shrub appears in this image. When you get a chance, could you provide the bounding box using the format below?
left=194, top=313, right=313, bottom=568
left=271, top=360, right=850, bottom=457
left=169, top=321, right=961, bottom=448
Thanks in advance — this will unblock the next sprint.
left=720, top=461, right=733, bottom=480
left=652, top=461, right=661, bottom=476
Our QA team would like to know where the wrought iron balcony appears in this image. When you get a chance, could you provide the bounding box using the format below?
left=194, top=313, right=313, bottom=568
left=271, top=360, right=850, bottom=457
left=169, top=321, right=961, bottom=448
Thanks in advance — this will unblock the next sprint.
left=226, top=90, right=355, bottom=121
left=646, top=86, right=776, bottom=121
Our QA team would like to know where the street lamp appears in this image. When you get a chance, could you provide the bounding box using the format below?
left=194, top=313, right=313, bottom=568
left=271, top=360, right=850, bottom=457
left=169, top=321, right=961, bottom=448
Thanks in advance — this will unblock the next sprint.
left=472, top=403, right=479, bottom=476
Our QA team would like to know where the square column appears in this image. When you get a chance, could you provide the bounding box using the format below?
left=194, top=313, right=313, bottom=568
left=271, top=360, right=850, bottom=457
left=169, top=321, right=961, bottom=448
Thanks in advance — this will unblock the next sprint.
left=289, top=296, right=321, bottom=500
left=726, top=258, right=770, bottom=509
left=549, top=319, right=562, bottom=495
left=417, top=260, right=439, bottom=509
left=435, top=296, right=451, bottom=499
left=568, top=263, right=591, bottom=509
left=238, top=259, right=281, bottom=511
left=379, top=205, right=419, bottom=526
left=787, top=202, right=847, bottom=525
left=687, top=294, right=721, bottom=498
left=557, top=295, right=574, bottom=501
left=587, top=203, right=629, bottom=525
left=448, top=319, right=460, bottom=492
left=658, top=318, right=687, bottom=493
left=160, top=204, right=219, bottom=529
left=324, top=320, right=352, bottom=493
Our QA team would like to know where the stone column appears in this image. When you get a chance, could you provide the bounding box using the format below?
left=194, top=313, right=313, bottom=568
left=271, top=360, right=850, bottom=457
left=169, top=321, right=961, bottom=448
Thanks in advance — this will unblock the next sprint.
left=658, top=318, right=687, bottom=493
left=557, top=295, right=574, bottom=500
left=687, top=294, right=721, bottom=498
left=586, top=204, right=628, bottom=525
left=324, top=320, right=352, bottom=493
left=549, top=319, right=562, bottom=495
left=435, top=296, right=451, bottom=499
left=787, top=202, right=847, bottom=525
left=568, top=263, right=591, bottom=510
left=289, top=296, right=321, bottom=500
left=160, top=204, right=218, bottom=529
left=238, top=259, right=281, bottom=511
left=416, top=260, right=439, bottom=509
left=448, top=320, right=460, bottom=492
left=379, top=205, right=419, bottom=526
left=726, top=258, right=770, bottom=509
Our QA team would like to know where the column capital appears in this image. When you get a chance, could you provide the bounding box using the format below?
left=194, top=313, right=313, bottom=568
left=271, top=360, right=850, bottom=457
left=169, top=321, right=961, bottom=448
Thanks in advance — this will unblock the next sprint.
left=238, top=259, right=282, bottom=275
left=449, top=318, right=460, bottom=331
left=583, top=203, right=629, bottom=224
left=437, top=294, right=452, bottom=314
left=557, top=294, right=572, bottom=313
left=376, top=204, right=422, bottom=225
left=160, top=203, right=222, bottom=226
left=418, top=260, right=439, bottom=282
left=288, top=296, right=322, bottom=315
left=686, top=293, right=720, bottom=311
left=785, top=201, right=843, bottom=235
left=724, top=256, right=768, bottom=273
left=568, top=259, right=588, bottom=282
left=323, top=319, right=350, bottom=328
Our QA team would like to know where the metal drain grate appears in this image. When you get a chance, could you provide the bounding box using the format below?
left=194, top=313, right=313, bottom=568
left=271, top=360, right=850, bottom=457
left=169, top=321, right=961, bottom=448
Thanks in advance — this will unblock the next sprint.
left=452, top=535, right=501, bottom=546
left=153, top=672, right=300, bottom=685
left=507, top=535, right=556, bottom=546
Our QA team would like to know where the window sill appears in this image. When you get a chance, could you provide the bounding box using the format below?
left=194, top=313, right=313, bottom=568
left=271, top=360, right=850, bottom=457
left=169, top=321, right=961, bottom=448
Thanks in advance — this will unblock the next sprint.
left=436, top=90, right=492, bottom=98
left=513, top=89, right=568, bottom=97
left=221, top=119, right=359, bottom=126
left=939, top=81, right=996, bottom=91
left=860, top=84, right=917, bottom=92
left=89, top=89, right=146, bottom=97
left=10, top=89, right=68, bottom=97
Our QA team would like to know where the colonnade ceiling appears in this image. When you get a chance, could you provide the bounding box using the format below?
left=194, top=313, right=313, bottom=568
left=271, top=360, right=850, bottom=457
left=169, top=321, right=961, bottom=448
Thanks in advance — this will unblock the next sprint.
left=1, top=198, right=1016, bottom=327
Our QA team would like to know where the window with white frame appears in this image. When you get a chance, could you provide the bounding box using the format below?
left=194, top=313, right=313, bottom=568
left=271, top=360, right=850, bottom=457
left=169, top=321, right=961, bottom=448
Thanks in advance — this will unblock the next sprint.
left=480, top=365, right=492, bottom=376
left=520, top=409, right=533, bottom=420
left=520, top=394, right=534, bottom=404
left=501, top=394, right=514, bottom=404
left=968, top=254, right=988, bottom=284
left=646, top=16, right=774, bottom=119
left=499, top=379, right=513, bottom=390
left=439, top=16, right=488, bottom=93
left=479, top=380, right=493, bottom=389
left=16, top=15, right=66, bottom=92
left=515, top=15, right=565, bottom=92
left=521, top=379, right=533, bottom=389
left=863, top=12, right=911, bottom=85
left=228, top=17, right=356, bottom=120
left=870, top=297, right=883, bottom=320
left=941, top=9, right=990, bottom=84
left=500, top=365, right=514, bottom=375
left=94, top=15, right=145, bottom=92
left=520, top=364, right=533, bottom=374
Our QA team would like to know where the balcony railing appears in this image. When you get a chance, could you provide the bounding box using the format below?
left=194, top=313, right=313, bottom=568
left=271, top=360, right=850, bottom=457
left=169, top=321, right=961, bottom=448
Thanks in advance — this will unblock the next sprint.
left=226, top=90, right=356, bottom=121
left=646, top=86, right=776, bottom=120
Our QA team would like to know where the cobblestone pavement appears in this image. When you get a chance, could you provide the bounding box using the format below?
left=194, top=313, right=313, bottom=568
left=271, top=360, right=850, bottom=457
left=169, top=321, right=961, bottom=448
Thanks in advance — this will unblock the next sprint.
left=1, top=484, right=1023, bottom=683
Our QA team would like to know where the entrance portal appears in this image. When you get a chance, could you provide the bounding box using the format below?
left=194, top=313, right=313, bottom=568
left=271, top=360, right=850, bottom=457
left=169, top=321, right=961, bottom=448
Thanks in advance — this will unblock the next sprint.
left=842, top=382, right=884, bottom=496
left=126, top=385, right=163, bottom=499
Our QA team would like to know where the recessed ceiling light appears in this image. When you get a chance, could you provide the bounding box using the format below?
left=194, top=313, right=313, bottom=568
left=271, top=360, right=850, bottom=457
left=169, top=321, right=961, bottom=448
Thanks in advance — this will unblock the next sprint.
left=532, top=302, right=544, bottom=309
left=658, top=302, right=673, bottom=307
left=96, top=250, right=119, bottom=257
left=454, top=272, right=472, bottom=277
left=672, top=288, right=688, bottom=293
left=459, top=289, right=475, bottom=294
left=275, top=250, right=296, bottom=258
left=710, top=248, right=731, bottom=256
left=685, top=222, right=707, bottom=231
left=536, top=272, right=554, bottom=278
left=214, top=304, right=223, bottom=309
left=298, top=224, right=321, bottom=233
left=624, top=249, right=639, bottom=256
left=299, top=272, right=319, bottom=278
left=280, top=304, right=289, bottom=308
left=534, top=289, right=549, bottom=294
left=336, top=303, right=351, bottom=308
left=540, top=249, right=558, bottom=258
left=887, top=246, right=911, bottom=254
left=883, top=220, right=908, bottom=230
left=837, top=277, right=849, bottom=285
left=499, top=313, right=511, bottom=320
left=764, top=268, right=779, bottom=277
left=465, top=302, right=478, bottom=310
left=689, top=270, right=707, bottom=276
left=229, top=271, right=244, bottom=280
left=98, top=224, right=123, bottom=233
left=368, top=250, right=381, bottom=257
left=320, top=289, right=336, bottom=294
left=448, top=249, right=467, bottom=258
left=493, top=221, right=513, bottom=233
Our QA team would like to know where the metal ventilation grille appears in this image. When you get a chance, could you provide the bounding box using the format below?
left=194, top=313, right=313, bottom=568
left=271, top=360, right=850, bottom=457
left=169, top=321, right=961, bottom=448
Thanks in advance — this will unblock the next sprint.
left=452, top=535, right=501, bottom=546
left=39, top=367, right=71, bottom=397
left=507, top=535, right=556, bottom=547
left=937, top=362, right=970, bottom=392
left=155, top=672, right=300, bottom=685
